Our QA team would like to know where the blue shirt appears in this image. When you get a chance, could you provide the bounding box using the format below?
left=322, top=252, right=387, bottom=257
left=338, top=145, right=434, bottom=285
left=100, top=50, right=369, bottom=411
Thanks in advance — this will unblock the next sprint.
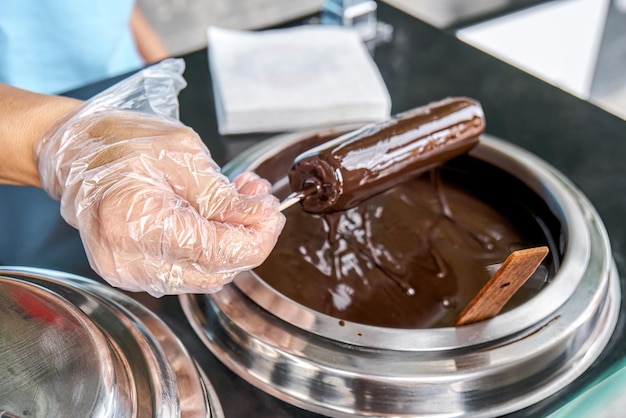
left=0, top=0, right=143, bottom=94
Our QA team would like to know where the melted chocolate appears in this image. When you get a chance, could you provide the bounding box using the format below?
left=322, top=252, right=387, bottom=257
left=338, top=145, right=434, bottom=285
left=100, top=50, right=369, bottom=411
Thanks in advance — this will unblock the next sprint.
left=250, top=100, right=558, bottom=329
left=256, top=161, right=555, bottom=329
left=288, top=97, right=484, bottom=213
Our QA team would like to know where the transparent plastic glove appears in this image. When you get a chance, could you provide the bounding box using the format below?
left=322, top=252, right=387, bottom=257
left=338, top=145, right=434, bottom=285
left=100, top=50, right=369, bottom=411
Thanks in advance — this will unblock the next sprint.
left=35, top=59, right=285, bottom=297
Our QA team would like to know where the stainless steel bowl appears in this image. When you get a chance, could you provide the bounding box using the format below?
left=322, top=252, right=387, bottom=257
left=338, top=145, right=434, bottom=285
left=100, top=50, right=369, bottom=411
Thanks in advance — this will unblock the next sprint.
left=180, top=131, right=620, bottom=417
left=0, top=267, right=224, bottom=418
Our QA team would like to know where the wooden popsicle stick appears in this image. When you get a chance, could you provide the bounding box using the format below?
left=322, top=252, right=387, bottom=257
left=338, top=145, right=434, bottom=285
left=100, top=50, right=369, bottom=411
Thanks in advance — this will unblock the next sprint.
left=453, top=246, right=549, bottom=326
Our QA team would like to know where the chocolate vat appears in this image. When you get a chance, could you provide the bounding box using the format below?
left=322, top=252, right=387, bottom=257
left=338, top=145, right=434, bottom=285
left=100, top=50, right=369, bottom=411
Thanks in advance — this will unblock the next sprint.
left=180, top=129, right=620, bottom=417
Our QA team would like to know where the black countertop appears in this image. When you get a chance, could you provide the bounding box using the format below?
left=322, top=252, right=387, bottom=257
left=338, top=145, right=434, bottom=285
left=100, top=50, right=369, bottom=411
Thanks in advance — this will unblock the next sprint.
left=1, top=3, right=625, bottom=417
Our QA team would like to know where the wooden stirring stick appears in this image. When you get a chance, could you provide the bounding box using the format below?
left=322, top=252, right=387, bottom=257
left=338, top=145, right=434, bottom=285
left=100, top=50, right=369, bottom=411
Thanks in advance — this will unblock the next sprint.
left=453, top=246, right=549, bottom=326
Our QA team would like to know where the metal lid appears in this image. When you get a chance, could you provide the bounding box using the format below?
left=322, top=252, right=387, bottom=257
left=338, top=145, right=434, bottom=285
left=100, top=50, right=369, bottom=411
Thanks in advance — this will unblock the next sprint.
left=0, top=268, right=223, bottom=418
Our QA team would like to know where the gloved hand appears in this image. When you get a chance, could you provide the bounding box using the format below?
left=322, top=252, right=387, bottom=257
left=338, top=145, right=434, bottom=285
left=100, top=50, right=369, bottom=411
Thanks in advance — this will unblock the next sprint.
left=35, top=59, right=285, bottom=297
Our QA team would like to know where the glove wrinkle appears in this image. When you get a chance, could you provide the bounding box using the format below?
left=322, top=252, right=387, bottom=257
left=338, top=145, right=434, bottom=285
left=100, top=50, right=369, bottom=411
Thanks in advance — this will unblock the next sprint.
left=35, top=59, right=285, bottom=296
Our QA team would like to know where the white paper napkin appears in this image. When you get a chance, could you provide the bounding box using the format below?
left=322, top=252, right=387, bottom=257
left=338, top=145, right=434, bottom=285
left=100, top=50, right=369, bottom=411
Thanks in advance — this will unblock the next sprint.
left=207, top=25, right=391, bottom=135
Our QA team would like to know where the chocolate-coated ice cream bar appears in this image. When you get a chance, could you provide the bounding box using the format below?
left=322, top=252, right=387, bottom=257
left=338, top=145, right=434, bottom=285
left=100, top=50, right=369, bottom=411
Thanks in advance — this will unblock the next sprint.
left=287, top=97, right=485, bottom=213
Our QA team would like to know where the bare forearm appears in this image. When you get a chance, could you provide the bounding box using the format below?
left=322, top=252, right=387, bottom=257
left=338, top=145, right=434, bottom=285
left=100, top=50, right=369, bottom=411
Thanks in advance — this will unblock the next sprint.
left=130, top=6, right=169, bottom=64
left=0, top=83, right=81, bottom=187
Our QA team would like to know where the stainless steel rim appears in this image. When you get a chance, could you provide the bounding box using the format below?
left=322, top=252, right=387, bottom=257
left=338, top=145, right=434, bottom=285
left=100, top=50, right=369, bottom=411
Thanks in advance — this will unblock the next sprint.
left=221, top=132, right=591, bottom=351
left=180, top=133, right=620, bottom=417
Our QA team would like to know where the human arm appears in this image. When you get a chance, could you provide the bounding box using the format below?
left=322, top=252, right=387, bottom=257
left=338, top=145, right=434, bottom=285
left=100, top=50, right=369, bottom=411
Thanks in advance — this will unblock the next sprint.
left=130, top=5, right=170, bottom=63
left=0, top=84, right=81, bottom=186
left=3, top=59, right=285, bottom=296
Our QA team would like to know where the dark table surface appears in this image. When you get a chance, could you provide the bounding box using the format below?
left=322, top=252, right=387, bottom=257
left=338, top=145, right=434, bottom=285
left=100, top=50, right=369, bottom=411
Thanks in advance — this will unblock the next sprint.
left=2, top=2, right=625, bottom=417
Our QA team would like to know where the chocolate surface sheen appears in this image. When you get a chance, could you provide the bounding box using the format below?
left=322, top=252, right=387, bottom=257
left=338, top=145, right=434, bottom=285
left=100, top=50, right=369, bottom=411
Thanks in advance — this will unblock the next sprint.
left=288, top=97, right=485, bottom=213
